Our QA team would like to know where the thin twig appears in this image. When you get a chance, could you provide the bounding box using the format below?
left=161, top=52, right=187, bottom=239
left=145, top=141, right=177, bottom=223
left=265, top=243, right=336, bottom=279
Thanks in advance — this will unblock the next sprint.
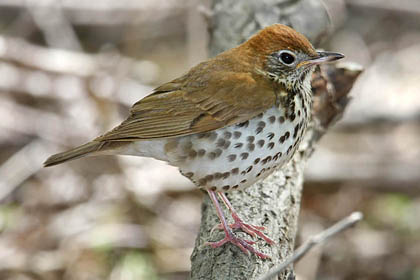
left=258, top=212, right=363, bottom=280
left=0, top=140, right=47, bottom=201
left=28, top=0, right=83, bottom=51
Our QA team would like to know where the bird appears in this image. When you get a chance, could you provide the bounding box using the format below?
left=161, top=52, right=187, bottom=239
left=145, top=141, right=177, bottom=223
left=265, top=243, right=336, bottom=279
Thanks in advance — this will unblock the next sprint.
left=44, top=24, right=344, bottom=259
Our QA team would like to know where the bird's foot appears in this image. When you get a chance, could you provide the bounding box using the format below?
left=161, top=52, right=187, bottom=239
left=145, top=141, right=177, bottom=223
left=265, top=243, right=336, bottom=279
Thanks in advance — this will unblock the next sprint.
left=205, top=190, right=272, bottom=259
left=211, top=213, right=274, bottom=245
left=205, top=230, right=270, bottom=259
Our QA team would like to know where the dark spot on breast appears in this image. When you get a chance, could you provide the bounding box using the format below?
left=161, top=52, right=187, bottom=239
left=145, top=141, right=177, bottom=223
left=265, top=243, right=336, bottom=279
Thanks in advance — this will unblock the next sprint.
left=182, top=141, right=193, bottom=151
left=223, top=141, right=231, bottom=149
left=246, top=166, right=253, bottom=173
left=247, top=136, right=255, bottom=143
left=234, top=143, right=243, bottom=148
left=256, top=168, right=266, bottom=177
left=198, top=178, right=206, bottom=186
left=247, top=143, right=255, bottom=152
left=268, top=116, right=276, bottom=123
left=290, top=113, right=296, bottom=121
left=256, top=113, right=263, bottom=119
left=222, top=185, right=230, bottom=191
left=298, top=110, right=301, bottom=117
left=257, top=121, right=266, bottom=133
left=240, top=179, right=247, bottom=184
left=267, top=142, right=275, bottom=149
left=237, top=120, right=249, bottom=128
left=273, top=152, right=282, bottom=160
left=198, top=149, right=206, bottom=156
left=224, top=131, right=232, bottom=139
left=222, top=172, right=230, bottom=179
left=214, top=172, right=222, bottom=179
left=293, top=125, right=299, bottom=138
left=287, top=145, right=293, bottom=154
left=208, top=152, right=216, bottom=159
left=233, top=131, right=242, bottom=139
left=205, top=174, right=214, bottom=181
left=232, top=185, right=239, bottom=189
left=254, top=158, right=261, bottom=164
left=184, top=172, right=194, bottom=178
left=240, top=153, right=249, bottom=160
left=214, top=148, right=222, bottom=157
left=189, top=150, right=197, bottom=159
left=285, top=132, right=290, bottom=139
left=267, top=132, right=275, bottom=140
left=279, top=136, right=285, bottom=143
left=290, top=101, right=295, bottom=111
left=216, top=138, right=226, bottom=147
left=209, top=132, right=218, bottom=141
left=228, top=154, right=237, bottom=162
left=231, top=168, right=239, bottom=174
left=261, top=156, right=272, bottom=165
left=210, top=186, right=217, bottom=191
left=278, top=116, right=285, bottom=123
left=257, top=139, right=265, bottom=147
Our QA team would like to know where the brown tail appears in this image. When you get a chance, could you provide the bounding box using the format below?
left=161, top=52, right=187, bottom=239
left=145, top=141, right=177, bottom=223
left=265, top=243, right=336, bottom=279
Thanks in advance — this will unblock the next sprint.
left=44, top=141, right=103, bottom=167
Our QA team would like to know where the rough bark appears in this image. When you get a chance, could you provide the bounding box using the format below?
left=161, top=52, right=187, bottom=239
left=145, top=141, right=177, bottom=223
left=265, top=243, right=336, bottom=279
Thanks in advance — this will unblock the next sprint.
left=190, top=1, right=362, bottom=279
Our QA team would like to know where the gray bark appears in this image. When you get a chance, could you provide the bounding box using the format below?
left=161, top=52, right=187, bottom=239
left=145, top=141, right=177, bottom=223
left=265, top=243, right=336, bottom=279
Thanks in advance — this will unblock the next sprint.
left=190, top=1, right=362, bottom=280
left=208, top=0, right=331, bottom=57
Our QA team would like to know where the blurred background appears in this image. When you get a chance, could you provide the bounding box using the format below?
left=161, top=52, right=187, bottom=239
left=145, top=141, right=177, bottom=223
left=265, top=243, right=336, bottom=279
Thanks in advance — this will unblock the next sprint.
left=0, top=0, right=419, bottom=279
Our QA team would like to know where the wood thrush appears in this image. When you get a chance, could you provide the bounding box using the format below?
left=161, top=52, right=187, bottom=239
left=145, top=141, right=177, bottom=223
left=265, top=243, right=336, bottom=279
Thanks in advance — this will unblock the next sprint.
left=44, top=24, right=343, bottom=259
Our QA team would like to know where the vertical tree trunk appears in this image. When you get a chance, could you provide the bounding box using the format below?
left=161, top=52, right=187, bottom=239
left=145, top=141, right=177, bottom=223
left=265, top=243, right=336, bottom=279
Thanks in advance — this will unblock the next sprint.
left=190, top=1, right=361, bottom=279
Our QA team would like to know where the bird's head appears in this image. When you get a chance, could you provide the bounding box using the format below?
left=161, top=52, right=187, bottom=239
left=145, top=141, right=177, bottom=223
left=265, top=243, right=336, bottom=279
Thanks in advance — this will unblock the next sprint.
left=244, top=24, right=344, bottom=92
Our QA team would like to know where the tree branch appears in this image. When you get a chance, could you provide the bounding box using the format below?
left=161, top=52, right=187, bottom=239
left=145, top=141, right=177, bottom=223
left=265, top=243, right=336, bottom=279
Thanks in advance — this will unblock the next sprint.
left=258, top=212, right=363, bottom=280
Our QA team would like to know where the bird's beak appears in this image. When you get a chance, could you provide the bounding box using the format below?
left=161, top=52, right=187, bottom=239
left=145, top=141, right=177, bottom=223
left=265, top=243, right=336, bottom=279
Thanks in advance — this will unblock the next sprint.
left=297, top=51, right=344, bottom=68
left=312, top=51, right=345, bottom=64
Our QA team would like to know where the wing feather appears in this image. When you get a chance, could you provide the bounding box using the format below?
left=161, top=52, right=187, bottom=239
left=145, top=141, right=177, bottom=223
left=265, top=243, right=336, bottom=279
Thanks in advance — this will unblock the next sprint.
left=96, top=63, right=277, bottom=142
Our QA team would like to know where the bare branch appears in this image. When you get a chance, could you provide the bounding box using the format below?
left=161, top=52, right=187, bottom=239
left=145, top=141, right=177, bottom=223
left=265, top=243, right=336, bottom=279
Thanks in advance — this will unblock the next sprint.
left=258, top=212, right=363, bottom=280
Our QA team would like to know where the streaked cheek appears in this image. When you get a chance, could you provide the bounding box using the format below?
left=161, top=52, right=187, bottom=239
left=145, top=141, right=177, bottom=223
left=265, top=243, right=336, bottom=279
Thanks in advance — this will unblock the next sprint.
left=299, top=70, right=308, bottom=84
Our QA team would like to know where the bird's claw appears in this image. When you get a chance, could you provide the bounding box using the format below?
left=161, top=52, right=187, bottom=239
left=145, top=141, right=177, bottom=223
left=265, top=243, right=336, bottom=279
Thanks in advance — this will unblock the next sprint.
left=212, top=213, right=275, bottom=245
left=205, top=233, right=270, bottom=259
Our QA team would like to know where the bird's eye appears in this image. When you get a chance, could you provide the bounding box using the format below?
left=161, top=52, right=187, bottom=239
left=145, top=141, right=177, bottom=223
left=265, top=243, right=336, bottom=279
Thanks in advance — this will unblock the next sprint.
left=279, top=51, right=296, bottom=65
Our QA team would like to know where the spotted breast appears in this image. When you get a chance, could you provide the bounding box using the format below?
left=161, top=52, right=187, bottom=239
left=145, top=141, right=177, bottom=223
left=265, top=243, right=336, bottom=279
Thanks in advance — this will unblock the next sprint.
left=122, top=90, right=310, bottom=192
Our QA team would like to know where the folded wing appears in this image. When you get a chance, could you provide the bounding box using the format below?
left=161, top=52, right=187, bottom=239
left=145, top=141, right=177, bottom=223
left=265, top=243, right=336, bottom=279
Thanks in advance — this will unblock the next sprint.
left=96, top=69, right=276, bottom=141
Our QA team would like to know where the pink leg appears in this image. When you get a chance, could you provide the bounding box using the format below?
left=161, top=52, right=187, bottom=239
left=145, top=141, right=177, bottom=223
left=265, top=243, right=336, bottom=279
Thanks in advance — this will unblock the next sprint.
left=206, top=190, right=270, bottom=259
left=218, top=192, right=274, bottom=245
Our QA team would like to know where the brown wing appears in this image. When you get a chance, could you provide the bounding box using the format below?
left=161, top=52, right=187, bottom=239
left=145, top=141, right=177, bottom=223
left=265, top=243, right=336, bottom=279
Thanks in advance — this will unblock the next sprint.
left=96, top=68, right=276, bottom=141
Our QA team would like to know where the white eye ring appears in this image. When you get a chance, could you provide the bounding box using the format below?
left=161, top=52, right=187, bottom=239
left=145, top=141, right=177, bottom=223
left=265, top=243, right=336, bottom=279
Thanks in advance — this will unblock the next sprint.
left=277, top=50, right=296, bottom=65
